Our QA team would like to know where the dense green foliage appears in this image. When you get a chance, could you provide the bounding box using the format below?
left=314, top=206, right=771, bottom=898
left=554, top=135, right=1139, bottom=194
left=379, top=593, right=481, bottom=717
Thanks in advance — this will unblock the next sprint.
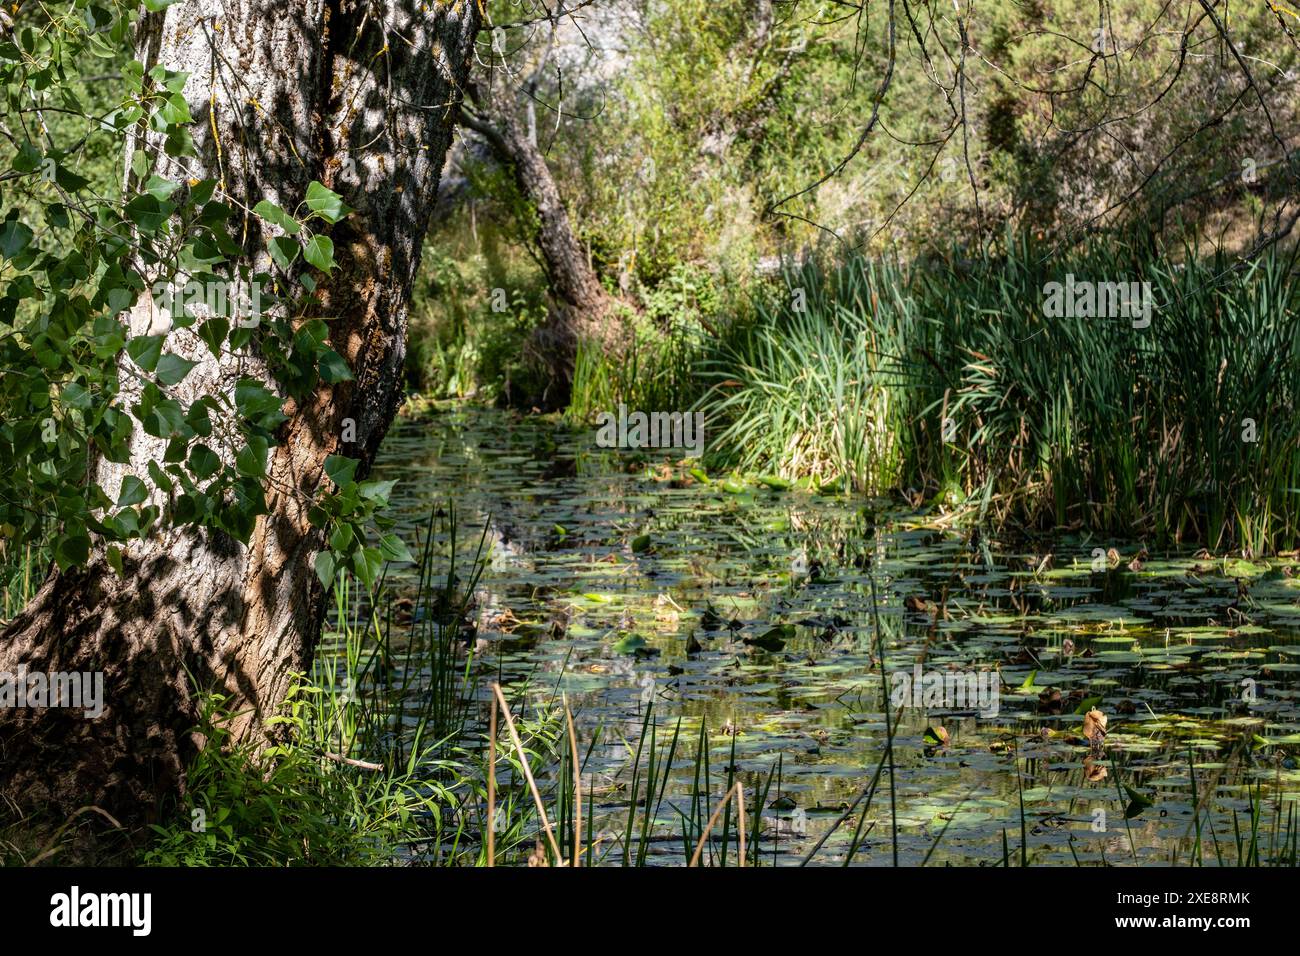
left=412, top=0, right=1298, bottom=406
left=0, top=2, right=406, bottom=592
left=701, top=236, right=1300, bottom=552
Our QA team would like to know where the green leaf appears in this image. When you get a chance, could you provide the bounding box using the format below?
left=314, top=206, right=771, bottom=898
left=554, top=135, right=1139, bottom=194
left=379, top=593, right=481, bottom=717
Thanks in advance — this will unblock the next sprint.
left=158, top=92, right=192, bottom=126
left=189, top=444, right=221, bottom=480
left=253, top=200, right=301, bottom=236
left=233, top=379, right=287, bottom=429
left=0, top=219, right=33, bottom=259
left=60, top=381, right=94, bottom=411
left=305, top=181, right=352, bottom=223
left=155, top=353, right=197, bottom=386
left=631, top=533, right=651, bottom=553
left=323, top=454, right=357, bottom=487
left=55, top=166, right=91, bottom=192
left=127, top=334, right=164, bottom=372
left=329, top=523, right=354, bottom=552
left=1073, top=695, right=1104, bottom=715
left=235, top=436, right=268, bottom=478
left=303, top=233, right=336, bottom=273
left=198, top=317, right=230, bottom=357
left=125, top=194, right=169, bottom=232
left=358, top=479, right=395, bottom=505
left=314, top=550, right=337, bottom=588
left=352, top=546, right=383, bottom=589
left=317, top=348, right=352, bottom=383
left=12, top=143, right=42, bottom=173
left=117, top=475, right=148, bottom=507
left=143, top=0, right=184, bottom=10
left=1124, top=785, right=1154, bottom=819
left=613, top=633, right=648, bottom=655
left=144, top=174, right=181, bottom=201
left=744, top=625, right=792, bottom=652
left=54, top=532, right=91, bottom=570
left=164, top=126, right=195, bottom=158
left=148, top=459, right=174, bottom=493
left=130, top=148, right=149, bottom=179
left=269, top=235, right=299, bottom=270
left=378, top=532, right=412, bottom=563
left=922, top=726, right=950, bottom=747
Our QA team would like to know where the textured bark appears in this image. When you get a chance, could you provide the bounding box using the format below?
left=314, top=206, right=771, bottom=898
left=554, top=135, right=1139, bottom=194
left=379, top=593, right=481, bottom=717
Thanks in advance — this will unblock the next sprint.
left=0, top=0, right=480, bottom=829
left=462, top=90, right=617, bottom=401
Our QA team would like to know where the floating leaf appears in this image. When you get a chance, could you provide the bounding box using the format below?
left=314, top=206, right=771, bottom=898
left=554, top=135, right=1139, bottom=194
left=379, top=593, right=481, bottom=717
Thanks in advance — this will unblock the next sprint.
left=613, top=633, right=647, bottom=655
left=923, top=725, right=950, bottom=747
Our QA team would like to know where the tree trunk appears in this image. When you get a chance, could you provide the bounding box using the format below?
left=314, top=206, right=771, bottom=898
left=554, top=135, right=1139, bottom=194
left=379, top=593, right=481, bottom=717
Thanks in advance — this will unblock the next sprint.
left=0, top=0, right=480, bottom=831
left=461, top=94, right=617, bottom=401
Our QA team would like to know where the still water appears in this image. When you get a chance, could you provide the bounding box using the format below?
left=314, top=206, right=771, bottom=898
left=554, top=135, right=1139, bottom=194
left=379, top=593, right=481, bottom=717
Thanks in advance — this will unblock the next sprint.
left=366, top=404, right=1300, bottom=866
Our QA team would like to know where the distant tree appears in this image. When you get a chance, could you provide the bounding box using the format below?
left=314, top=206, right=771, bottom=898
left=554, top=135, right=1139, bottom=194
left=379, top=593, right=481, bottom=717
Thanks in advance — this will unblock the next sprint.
left=459, top=5, right=620, bottom=402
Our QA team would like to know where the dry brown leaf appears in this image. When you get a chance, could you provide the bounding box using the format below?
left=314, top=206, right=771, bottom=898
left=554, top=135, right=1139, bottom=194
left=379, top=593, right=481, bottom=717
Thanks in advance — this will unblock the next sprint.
left=1082, top=707, right=1108, bottom=745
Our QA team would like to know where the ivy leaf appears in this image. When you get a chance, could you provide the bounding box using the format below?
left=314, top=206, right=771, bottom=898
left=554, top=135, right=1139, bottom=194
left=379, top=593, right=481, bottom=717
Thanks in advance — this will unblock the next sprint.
left=305, top=181, right=352, bottom=224
left=303, top=233, right=336, bottom=273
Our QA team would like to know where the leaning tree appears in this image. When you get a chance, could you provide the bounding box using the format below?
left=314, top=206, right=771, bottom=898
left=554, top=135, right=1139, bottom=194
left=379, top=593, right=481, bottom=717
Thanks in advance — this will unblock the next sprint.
left=0, top=0, right=480, bottom=827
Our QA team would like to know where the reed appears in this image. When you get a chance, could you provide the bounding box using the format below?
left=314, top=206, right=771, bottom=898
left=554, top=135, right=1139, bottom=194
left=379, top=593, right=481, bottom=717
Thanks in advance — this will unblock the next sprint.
left=699, top=235, right=1300, bottom=551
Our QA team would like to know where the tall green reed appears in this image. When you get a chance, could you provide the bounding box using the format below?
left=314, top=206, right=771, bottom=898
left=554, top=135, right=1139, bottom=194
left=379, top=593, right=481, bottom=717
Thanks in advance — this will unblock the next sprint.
left=700, top=234, right=1300, bottom=551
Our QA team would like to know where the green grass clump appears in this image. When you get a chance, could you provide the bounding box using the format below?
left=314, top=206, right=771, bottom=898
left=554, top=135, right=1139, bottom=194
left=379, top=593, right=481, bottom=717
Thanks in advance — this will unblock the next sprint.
left=700, top=234, right=1300, bottom=552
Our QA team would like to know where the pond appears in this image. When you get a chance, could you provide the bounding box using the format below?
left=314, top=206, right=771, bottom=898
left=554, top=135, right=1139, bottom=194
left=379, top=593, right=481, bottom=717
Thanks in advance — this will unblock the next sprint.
left=367, top=404, right=1300, bottom=866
